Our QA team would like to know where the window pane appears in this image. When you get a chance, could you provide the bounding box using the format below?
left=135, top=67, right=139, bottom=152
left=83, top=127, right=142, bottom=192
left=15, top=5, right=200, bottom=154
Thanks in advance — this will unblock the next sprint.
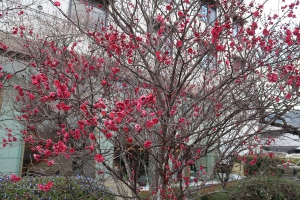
left=208, top=7, right=216, bottom=23
left=233, top=24, right=238, bottom=37
left=89, top=6, right=106, bottom=29
left=200, top=5, right=208, bottom=22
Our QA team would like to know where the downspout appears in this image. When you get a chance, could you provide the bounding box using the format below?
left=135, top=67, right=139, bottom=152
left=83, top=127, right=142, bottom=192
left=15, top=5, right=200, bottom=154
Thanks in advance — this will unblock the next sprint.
left=104, top=0, right=109, bottom=27
left=68, top=0, right=72, bottom=18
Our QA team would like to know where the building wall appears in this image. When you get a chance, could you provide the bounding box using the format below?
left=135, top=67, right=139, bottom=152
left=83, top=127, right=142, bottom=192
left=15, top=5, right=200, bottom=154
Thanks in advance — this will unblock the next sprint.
left=0, top=58, right=26, bottom=176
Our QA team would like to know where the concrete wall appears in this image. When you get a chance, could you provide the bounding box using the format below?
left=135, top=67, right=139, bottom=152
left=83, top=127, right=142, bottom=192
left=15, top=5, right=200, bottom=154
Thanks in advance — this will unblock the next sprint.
left=0, top=59, right=26, bottom=176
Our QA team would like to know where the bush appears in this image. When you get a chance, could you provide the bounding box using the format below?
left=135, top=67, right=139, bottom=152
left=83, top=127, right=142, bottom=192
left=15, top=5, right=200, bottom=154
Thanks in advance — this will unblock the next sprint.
left=201, top=176, right=300, bottom=200
left=0, top=176, right=116, bottom=200
left=243, top=155, right=283, bottom=176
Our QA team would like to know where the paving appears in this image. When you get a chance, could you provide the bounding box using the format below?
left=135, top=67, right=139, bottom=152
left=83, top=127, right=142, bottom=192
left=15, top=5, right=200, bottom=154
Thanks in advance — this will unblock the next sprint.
left=104, top=178, right=134, bottom=200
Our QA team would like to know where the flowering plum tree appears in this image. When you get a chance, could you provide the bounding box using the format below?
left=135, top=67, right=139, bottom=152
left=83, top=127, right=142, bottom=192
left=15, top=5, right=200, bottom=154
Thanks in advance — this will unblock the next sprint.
left=2, top=0, right=300, bottom=199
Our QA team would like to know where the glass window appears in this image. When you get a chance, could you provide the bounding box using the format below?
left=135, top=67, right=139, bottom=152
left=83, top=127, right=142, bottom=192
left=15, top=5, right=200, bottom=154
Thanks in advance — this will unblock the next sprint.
left=200, top=3, right=216, bottom=23
left=232, top=17, right=243, bottom=37
left=233, top=24, right=239, bottom=37
left=200, top=5, right=208, bottom=22
left=89, top=6, right=106, bottom=30
left=201, top=54, right=217, bottom=69
left=208, top=7, right=217, bottom=23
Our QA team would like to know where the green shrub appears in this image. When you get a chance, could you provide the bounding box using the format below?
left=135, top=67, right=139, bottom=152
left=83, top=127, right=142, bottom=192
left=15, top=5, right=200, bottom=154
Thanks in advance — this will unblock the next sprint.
left=243, top=155, right=283, bottom=176
left=201, top=176, right=300, bottom=200
left=0, top=176, right=116, bottom=200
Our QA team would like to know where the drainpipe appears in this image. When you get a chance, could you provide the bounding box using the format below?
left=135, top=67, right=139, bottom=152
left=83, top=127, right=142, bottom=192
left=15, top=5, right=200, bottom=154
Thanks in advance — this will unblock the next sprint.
left=104, top=0, right=109, bottom=28
left=68, top=0, right=72, bottom=18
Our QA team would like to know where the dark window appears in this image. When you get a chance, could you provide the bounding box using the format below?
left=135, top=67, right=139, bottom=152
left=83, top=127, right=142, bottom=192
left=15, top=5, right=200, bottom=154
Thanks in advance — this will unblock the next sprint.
left=199, top=1, right=217, bottom=23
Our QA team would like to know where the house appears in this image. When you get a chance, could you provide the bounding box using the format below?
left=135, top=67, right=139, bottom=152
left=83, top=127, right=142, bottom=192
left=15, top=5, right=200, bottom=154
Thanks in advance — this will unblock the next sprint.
left=261, top=110, right=300, bottom=154
left=0, top=0, right=113, bottom=177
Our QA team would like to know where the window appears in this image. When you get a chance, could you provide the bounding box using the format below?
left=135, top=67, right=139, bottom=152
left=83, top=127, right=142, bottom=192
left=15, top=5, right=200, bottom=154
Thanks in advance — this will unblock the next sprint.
left=232, top=17, right=243, bottom=37
left=199, top=2, right=217, bottom=23
left=72, top=0, right=108, bottom=30
left=201, top=54, right=217, bottom=69
left=89, top=6, right=107, bottom=30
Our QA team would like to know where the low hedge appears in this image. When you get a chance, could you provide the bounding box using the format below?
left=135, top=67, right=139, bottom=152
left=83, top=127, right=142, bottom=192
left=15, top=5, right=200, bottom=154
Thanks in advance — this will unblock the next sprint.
left=243, top=155, right=283, bottom=176
left=201, top=176, right=300, bottom=200
left=0, top=176, right=116, bottom=200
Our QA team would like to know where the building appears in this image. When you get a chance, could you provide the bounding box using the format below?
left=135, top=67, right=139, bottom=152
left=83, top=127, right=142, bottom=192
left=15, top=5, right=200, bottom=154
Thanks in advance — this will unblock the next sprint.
left=0, top=0, right=113, bottom=177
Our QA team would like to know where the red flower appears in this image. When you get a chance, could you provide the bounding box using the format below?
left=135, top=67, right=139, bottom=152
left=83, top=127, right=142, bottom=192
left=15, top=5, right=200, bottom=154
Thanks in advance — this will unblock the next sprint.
left=145, top=120, right=154, bottom=128
left=253, top=11, right=259, bottom=17
left=47, top=160, right=54, bottom=166
left=105, top=132, right=113, bottom=139
left=89, top=133, right=96, bottom=140
left=54, top=1, right=61, bottom=6
left=95, top=154, right=105, bottom=163
left=178, top=11, right=184, bottom=18
left=263, top=29, right=269, bottom=36
left=267, top=73, right=278, bottom=82
left=152, top=118, right=159, bottom=124
left=10, top=174, right=21, bottom=182
left=33, top=154, right=40, bottom=161
left=127, top=138, right=133, bottom=143
left=38, top=181, right=53, bottom=192
left=135, top=124, right=142, bottom=131
left=166, top=5, right=172, bottom=10
left=156, top=15, right=165, bottom=24
left=69, top=148, right=75, bottom=154
left=176, top=40, right=183, bottom=47
left=101, top=80, right=107, bottom=85
left=144, top=140, right=152, bottom=148
left=6, top=74, right=12, bottom=79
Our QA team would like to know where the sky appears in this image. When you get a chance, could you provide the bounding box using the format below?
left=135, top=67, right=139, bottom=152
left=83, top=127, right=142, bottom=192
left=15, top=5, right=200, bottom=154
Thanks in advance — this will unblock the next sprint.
left=259, top=0, right=300, bottom=17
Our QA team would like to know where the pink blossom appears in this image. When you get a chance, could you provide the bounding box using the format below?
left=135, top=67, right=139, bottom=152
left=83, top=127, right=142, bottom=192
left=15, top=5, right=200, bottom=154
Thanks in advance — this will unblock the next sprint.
left=178, top=11, right=184, bottom=18
left=152, top=118, right=159, bottom=124
left=263, top=29, right=269, bottom=36
left=38, top=181, right=53, bottom=192
left=144, top=140, right=152, bottom=148
left=267, top=73, right=278, bottom=82
left=156, top=15, right=165, bottom=24
left=127, top=138, right=133, bottom=143
left=145, top=120, right=154, bottom=128
left=135, top=124, right=142, bottom=131
left=95, top=154, right=105, bottom=163
left=47, top=160, right=54, bottom=166
left=166, top=5, right=172, bottom=10
left=33, top=154, right=40, bottom=161
left=253, top=11, right=259, bottom=17
left=176, top=40, right=183, bottom=47
left=105, top=132, right=113, bottom=139
left=101, top=80, right=107, bottom=85
left=6, top=74, right=12, bottom=79
left=54, top=1, right=61, bottom=6
left=69, top=148, right=75, bottom=154
left=89, top=133, right=96, bottom=140
left=10, top=174, right=21, bottom=182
